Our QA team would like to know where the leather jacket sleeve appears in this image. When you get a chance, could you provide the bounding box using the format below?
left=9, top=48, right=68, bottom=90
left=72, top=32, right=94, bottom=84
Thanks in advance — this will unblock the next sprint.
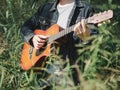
left=20, top=4, right=48, bottom=44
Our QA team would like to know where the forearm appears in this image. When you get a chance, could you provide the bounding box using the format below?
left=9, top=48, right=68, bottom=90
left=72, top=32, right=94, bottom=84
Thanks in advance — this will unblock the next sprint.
left=21, top=11, right=40, bottom=43
left=21, top=26, right=34, bottom=43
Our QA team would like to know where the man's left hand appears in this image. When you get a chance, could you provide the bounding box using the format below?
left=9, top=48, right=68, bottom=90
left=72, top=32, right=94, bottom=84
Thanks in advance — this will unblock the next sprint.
left=74, top=19, right=90, bottom=41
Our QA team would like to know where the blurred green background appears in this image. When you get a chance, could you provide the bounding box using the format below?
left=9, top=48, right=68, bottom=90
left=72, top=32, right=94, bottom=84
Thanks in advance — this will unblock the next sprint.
left=0, top=0, right=120, bottom=90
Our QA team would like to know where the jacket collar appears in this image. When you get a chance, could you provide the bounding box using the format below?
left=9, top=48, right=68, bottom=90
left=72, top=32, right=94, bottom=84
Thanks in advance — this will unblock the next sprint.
left=50, top=0, right=84, bottom=12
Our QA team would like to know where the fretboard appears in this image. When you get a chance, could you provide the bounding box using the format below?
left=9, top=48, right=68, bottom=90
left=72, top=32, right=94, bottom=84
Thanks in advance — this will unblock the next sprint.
left=48, top=24, right=75, bottom=43
left=47, top=9, right=113, bottom=43
left=47, top=18, right=89, bottom=43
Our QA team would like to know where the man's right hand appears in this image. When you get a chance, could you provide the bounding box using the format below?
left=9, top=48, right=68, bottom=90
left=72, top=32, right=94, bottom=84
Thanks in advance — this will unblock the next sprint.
left=32, top=35, right=48, bottom=49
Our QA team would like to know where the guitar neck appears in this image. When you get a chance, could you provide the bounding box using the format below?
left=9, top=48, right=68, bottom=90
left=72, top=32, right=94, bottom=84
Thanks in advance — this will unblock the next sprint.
left=48, top=18, right=90, bottom=43
left=48, top=10, right=113, bottom=43
left=48, top=25, right=75, bottom=43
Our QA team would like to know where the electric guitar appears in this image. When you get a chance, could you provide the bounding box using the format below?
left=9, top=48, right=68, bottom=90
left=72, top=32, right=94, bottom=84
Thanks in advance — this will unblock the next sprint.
left=20, top=10, right=113, bottom=70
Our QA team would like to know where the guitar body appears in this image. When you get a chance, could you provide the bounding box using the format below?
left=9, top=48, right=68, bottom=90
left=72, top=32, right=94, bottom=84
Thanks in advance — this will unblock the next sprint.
left=20, top=24, right=59, bottom=70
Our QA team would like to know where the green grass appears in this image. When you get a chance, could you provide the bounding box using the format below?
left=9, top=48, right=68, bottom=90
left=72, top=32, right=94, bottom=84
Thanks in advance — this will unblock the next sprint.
left=0, top=0, right=120, bottom=90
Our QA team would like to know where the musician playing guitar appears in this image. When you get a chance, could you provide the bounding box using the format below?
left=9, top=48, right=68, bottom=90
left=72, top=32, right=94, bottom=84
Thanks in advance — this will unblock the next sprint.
left=21, top=0, right=113, bottom=88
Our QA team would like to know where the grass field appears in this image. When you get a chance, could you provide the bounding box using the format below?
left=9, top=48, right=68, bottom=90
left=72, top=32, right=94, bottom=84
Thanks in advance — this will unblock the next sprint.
left=0, top=0, right=120, bottom=90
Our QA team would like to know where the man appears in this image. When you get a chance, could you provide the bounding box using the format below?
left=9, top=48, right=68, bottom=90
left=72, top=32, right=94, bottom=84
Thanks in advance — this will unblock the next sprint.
left=21, top=0, right=95, bottom=88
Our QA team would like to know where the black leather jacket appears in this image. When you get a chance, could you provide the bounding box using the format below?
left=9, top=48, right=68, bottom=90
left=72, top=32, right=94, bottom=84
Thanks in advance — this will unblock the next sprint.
left=21, top=0, right=95, bottom=61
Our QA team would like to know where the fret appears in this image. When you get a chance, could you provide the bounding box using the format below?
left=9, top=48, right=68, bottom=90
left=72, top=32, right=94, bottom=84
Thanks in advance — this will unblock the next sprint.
left=48, top=10, right=113, bottom=43
left=48, top=25, right=75, bottom=43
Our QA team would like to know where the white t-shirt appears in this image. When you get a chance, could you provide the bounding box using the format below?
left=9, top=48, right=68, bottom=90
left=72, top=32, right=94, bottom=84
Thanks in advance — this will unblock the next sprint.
left=57, top=2, right=75, bottom=29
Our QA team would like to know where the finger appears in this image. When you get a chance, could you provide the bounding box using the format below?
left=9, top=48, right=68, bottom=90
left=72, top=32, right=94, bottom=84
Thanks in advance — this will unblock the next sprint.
left=78, top=22, right=83, bottom=34
left=34, top=42, right=44, bottom=49
left=38, top=39, right=46, bottom=43
left=38, top=35, right=48, bottom=40
left=74, top=22, right=82, bottom=35
left=32, top=38, right=40, bottom=48
left=33, top=35, right=41, bottom=42
left=37, top=43, right=44, bottom=47
left=81, top=19, right=86, bottom=33
left=37, top=43, right=45, bottom=48
left=34, top=35, right=47, bottom=44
